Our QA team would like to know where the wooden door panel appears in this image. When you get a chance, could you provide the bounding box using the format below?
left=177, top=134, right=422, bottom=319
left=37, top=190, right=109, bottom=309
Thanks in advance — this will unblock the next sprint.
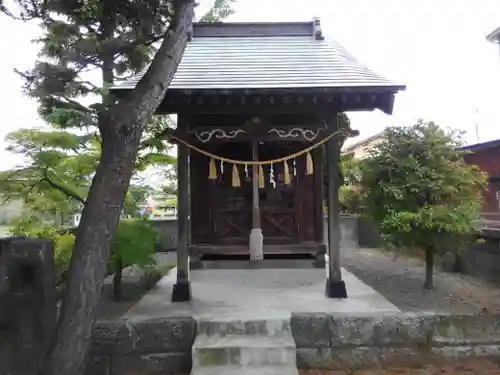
left=262, top=210, right=295, bottom=242
left=214, top=209, right=250, bottom=243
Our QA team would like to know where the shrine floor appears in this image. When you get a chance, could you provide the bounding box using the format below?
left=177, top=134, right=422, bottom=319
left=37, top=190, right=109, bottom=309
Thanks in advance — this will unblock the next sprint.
left=125, top=264, right=399, bottom=320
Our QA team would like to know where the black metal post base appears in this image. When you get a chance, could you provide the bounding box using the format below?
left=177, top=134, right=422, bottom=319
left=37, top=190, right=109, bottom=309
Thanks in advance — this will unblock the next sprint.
left=325, top=279, right=348, bottom=299
left=171, top=281, right=192, bottom=302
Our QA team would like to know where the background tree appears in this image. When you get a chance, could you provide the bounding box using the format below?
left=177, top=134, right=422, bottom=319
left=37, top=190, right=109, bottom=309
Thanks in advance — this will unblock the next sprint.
left=123, top=184, right=154, bottom=217
left=1, top=1, right=236, bottom=374
left=0, top=116, right=176, bottom=219
left=339, top=155, right=364, bottom=214
left=360, top=120, right=487, bottom=289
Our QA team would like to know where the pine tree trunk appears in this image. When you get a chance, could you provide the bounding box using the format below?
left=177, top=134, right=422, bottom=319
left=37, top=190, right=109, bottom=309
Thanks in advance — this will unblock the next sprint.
left=40, top=131, right=144, bottom=375
left=39, top=2, right=194, bottom=374
left=424, top=245, right=434, bottom=289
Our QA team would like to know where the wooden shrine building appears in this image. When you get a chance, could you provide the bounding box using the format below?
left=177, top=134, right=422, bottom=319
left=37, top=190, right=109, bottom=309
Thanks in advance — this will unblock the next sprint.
left=112, top=19, right=405, bottom=300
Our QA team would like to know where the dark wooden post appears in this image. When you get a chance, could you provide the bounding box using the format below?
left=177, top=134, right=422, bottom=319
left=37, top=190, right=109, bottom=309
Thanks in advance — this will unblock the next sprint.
left=249, top=142, right=264, bottom=260
left=252, top=143, right=261, bottom=230
left=172, top=116, right=192, bottom=302
left=325, top=123, right=348, bottom=298
left=313, top=146, right=325, bottom=267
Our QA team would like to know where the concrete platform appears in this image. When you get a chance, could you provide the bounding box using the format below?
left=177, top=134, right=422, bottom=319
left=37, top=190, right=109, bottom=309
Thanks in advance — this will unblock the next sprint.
left=125, top=267, right=399, bottom=321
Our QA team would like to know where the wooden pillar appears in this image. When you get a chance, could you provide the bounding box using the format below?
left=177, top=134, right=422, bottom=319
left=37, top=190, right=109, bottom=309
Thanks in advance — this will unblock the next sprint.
left=249, top=142, right=264, bottom=260
left=252, top=143, right=261, bottom=229
left=313, top=146, right=325, bottom=267
left=172, top=118, right=191, bottom=302
left=325, top=127, right=348, bottom=298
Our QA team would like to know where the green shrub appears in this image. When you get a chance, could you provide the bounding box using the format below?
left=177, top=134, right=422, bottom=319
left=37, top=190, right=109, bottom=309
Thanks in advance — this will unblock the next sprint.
left=9, top=216, right=158, bottom=288
left=54, top=233, right=75, bottom=284
left=339, top=185, right=363, bottom=214
left=9, top=215, right=59, bottom=238
left=108, top=220, right=157, bottom=273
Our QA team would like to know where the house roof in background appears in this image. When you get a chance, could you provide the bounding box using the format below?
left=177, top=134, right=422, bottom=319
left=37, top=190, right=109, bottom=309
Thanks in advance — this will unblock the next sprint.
left=342, top=131, right=384, bottom=154
left=486, top=26, right=500, bottom=43
left=458, top=138, right=500, bottom=153
left=112, top=20, right=405, bottom=94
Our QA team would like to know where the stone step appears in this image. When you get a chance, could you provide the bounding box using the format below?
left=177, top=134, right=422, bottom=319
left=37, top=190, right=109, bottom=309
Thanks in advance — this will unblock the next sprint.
left=191, top=365, right=299, bottom=375
left=197, top=317, right=291, bottom=337
left=192, top=334, right=296, bottom=367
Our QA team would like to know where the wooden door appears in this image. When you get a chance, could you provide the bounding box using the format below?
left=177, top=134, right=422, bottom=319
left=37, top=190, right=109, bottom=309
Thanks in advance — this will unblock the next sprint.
left=212, top=143, right=252, bottom=244
left=259, top=145, right=298, bottom=244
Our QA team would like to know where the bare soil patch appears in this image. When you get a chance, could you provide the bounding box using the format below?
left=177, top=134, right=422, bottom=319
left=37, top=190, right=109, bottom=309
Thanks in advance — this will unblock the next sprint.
left=341, top=247, right=500, bottom=313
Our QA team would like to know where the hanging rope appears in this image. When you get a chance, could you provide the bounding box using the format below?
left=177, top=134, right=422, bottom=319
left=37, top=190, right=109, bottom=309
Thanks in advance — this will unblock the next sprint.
left=168, top=128, right=350, bottom=166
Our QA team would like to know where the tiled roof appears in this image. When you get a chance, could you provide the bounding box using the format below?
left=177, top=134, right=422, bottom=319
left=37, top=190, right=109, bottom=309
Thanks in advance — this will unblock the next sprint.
left=112, top=20, right=404, bottom=93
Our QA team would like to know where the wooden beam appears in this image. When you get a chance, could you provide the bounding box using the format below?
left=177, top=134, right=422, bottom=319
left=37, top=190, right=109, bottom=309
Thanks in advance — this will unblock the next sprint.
left=325, top=115, right=347, bottom=299
left=155, top=91, right=396, bottom=115
left=171, top=115, right=191, bottom=302
left=187, top=123, right=333, bottom=144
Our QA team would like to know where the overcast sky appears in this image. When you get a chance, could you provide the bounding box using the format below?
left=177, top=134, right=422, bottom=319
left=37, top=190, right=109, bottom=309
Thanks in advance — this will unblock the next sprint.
left=1, top=0, right=500, bottom=171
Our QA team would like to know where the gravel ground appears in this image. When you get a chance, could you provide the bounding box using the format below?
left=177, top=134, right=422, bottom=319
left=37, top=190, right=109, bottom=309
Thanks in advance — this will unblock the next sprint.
left=341, top=247, right=500, bottom=313
left=300, top=359, right=500, bottom=375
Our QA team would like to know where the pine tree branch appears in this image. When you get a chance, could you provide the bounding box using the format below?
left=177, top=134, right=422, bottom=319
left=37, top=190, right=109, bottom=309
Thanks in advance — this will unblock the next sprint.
left=42, top=169, right=86, bottom=205
left=104, top=0, right=194, bottom=138
left=61, top=96, right=91, bottom=114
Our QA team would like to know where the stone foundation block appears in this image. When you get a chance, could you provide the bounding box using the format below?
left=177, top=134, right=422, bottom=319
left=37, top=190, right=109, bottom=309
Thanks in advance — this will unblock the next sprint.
left=111, top=352, right=191, bottom=375
left=430, top=346, right=474, bottom=361
left=329, top=314, right=377, bottom=346
left=133, top=317, right=196, bottom=352
left=92, top=320, right=134, bottom=354
left=291, top=313, right=329, bottom=348
left=432, top=314, right=500, bottom=344
left=374, top=313, right=434, bottom=345
left=296, top=348, right=332, bottom=369
left=297, top=347, right=380, bottom=370
left=378, top=347, right=426, bottom=367
left=473, top=344, right=500, bottom=357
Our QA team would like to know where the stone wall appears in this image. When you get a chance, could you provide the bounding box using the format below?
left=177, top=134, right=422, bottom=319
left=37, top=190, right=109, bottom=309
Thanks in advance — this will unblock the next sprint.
left=453, top=241, right=500, bottom=284
left=148, top=219, right=178, bottom=251
left=88, top=317, right=196, bottom=375
left=357, top=216, right=382, bottom=248
left=338, top=214, right=358, bottom=249
left=291, top=312, right=500, bottom=370
left=89, top=312, right=500, bottom=374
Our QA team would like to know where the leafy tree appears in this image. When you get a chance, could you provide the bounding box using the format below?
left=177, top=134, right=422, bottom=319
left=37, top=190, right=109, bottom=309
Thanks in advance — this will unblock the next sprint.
left=123, top=185, right=154, bottom=217
left=339, top=156, right=364, bottom=214
left=1, top=1, right=236, bottom=374
left=341, top=155, right=363, bottom=186
left=200, top=0, right=237, bottom=22
left=360, top=121, right=487, bottom=289
left=0, top=128, right=97, bottom=223
left=0, top=116, right=176, bottom=218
